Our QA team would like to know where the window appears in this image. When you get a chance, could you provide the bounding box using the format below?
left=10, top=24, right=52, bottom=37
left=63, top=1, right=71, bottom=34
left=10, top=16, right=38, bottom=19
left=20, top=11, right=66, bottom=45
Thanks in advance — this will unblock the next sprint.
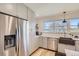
left=44, top=20, right=54, bottom=32
left=70, top=18, right=79, bottom=29
left=70, top=18, right=79, bottom=33
left=55, top=20, right=68, bottom=33
left=43, top=20, right=68, bottom=33
left=43, top=18, right=79, bottom=33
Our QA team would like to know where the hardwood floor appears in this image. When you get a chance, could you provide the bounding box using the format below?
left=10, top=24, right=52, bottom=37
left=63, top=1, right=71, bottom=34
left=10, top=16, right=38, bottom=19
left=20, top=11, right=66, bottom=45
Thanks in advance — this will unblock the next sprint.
left=31, top=48, right=56, bottom=56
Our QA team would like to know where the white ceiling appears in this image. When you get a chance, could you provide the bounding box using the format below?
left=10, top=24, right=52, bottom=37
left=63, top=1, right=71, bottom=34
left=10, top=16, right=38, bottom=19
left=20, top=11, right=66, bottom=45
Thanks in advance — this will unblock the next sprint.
left=25, top=3, right=79, bottom=17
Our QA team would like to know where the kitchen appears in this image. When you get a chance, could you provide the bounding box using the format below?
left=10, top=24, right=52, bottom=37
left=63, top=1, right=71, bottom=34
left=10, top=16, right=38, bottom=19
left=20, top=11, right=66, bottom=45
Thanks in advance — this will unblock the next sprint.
left=0, top=3, right=79, bottom=56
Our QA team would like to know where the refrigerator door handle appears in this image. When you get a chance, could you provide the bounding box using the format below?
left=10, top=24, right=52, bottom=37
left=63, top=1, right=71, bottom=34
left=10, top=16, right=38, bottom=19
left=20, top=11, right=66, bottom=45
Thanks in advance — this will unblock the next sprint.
left=16, top=20, right=20, bottom=56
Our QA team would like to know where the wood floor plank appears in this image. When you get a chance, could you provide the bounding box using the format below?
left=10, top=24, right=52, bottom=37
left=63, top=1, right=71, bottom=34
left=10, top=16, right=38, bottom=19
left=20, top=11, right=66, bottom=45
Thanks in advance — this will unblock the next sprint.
left=31, top=48, right=55, bottom=56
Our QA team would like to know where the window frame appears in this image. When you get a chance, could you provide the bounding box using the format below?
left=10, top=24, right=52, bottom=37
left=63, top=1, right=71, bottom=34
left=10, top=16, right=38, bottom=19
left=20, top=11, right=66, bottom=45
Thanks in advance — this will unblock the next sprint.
left=43, top=18, right=79, bottom=33
left=43, top=19, right=68, bottom=33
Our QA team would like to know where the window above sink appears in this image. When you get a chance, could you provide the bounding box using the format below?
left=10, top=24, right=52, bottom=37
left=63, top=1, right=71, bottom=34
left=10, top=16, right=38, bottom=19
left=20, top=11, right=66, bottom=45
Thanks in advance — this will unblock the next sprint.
left=43, top=18, right=79, bottom=33
left=43, top=19, right=68, bottom=33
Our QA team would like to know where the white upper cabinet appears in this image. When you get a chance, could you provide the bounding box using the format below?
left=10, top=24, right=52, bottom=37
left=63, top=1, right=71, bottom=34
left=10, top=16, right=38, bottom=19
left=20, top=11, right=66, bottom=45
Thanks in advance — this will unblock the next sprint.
left=0, top=3, right=34, bottom=20
left=28, top=8, right=35, bottom=20
left=0, top=3, right=17, bottom=16
left=16, top=4, right=28, bottom=20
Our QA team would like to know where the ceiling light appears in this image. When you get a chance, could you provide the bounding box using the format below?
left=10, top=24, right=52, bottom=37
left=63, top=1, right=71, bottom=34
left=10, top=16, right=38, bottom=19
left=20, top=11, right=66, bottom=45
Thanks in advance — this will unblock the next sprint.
left=62, top=11, right=67, bottom=23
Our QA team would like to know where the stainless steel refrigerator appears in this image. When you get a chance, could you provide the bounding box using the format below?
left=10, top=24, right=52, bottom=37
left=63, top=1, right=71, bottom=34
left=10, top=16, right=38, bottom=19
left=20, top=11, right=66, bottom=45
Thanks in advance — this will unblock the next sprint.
left=0, top=12, right=29, bottom=56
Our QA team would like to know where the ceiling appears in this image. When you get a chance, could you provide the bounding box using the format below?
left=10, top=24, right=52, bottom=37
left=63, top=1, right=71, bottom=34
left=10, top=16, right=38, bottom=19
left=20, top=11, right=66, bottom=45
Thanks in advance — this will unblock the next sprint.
left=25, top=3, right=79, bottom=17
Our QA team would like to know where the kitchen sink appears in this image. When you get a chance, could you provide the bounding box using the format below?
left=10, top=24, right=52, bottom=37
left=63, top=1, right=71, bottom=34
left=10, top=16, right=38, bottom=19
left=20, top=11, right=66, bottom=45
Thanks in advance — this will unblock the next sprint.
left=59, top=37, right=75, bottom=45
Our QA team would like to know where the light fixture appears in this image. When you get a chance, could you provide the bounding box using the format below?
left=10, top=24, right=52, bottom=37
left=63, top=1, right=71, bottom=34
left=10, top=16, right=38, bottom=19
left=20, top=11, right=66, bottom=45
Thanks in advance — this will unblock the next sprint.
left=62, top=11, right=67, bottom=23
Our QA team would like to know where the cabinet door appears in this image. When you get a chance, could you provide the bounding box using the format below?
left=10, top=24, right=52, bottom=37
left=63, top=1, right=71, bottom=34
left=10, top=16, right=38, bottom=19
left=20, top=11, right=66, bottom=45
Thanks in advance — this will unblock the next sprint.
left=28, top=8, right=35, bottom=20
left=16, top=4, right=27, bottom=19
left=42, top=37, right=47, bottom=48
left=58, top=44, right=75, bottom=53
left=75, top=41, right=79, bottom=51
left=47, top=38, right=58, bottom=51
left=47, top=38, right=53, bottom=50
left=39, top=36, right=43, bottom=47
left=0, top=3, right=17, bottom=16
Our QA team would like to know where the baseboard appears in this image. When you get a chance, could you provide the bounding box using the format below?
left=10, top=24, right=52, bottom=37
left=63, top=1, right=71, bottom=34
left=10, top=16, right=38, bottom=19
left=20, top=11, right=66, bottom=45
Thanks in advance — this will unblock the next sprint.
left=55, top=52, right=66, bottom=56
left=39, top=47, right=58, bottom=52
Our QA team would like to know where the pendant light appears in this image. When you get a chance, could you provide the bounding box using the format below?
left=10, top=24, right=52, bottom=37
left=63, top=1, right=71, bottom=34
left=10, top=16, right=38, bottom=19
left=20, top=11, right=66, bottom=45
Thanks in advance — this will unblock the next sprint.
left=62, top=11, right=67, bottom=23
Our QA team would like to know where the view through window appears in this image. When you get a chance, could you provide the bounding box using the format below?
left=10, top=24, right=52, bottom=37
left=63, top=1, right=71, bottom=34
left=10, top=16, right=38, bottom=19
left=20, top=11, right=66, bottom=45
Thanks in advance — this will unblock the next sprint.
left=44, top=18, right=79, bottom=33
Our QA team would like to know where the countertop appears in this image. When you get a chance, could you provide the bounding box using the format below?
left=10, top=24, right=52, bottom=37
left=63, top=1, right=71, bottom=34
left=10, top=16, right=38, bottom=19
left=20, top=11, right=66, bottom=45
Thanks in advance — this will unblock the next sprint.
left=40, top=34, right=79, bottom=41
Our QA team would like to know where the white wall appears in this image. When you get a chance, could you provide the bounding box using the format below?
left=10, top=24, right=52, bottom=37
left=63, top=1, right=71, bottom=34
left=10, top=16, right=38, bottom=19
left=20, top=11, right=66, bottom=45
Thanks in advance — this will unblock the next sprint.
left=28, top=8, right=39, bottom=55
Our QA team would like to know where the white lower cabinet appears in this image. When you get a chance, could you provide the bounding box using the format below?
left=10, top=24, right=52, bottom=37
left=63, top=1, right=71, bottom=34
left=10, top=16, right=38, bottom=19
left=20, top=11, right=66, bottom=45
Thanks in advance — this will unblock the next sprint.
left=47, top=39, right=53, bottom=50
left=47, top=38, right=58, bottom=51
left=39, top=36, right=43, bottom=47
left=75, top=41, right=79, bottom=51
left=42, top=37, right=47, bottom=48
left=58, top=44, right=75, bottom=53
left=41, top=37, right=58, bottom=51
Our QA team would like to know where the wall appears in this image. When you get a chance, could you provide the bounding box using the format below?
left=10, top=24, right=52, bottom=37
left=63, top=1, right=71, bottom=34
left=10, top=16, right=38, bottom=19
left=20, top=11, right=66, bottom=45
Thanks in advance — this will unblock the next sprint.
left=36, top=10, right=79, bottom=34
left=0, top=3, right=38, bottom=56
left=28, top=8, right=39, bottom=55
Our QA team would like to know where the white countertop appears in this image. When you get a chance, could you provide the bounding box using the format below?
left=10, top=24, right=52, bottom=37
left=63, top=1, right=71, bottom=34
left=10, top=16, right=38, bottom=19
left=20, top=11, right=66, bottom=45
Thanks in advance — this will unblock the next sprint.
left=41, top=34, right=56, bottom=37
left=72, top=38, right=79, bottom=40
left=41, top=35, right=60, bottom=38
left=40, top=34, right=79, bottom=40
